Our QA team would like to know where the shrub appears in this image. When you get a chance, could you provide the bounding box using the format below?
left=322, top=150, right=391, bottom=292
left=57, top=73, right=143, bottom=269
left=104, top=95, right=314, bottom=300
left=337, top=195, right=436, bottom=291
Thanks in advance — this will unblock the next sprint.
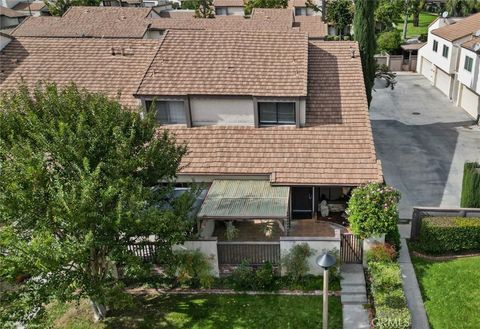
left=347, top=183, right=401, bottom=249
left=367, top=260, right=411, bottom=329
left=230, top=260, right=256, bottom=291
left=461, top=162, right=480, bottom=208
left=333, top=35, right=341, bottom=41
left=416, top=217, right=480, bottom=254
left=166, top=250, right=214, bottom=288
left=281, top=243, right=314, bottom=282
left=366, top=244, right=397, bottom=263
left=377, top=30, right=402, bottom=53
left=255, top=261, right=277, bottom=291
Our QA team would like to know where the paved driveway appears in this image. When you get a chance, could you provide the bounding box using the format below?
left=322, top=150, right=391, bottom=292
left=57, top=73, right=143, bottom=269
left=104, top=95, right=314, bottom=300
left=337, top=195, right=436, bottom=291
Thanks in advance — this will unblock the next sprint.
left=370, top=74, right=480, bottom=219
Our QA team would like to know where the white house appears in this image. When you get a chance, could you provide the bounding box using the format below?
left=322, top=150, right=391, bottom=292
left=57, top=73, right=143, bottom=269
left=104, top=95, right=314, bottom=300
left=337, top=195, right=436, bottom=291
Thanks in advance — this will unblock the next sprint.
left=417, top=13, right=480, bottom=120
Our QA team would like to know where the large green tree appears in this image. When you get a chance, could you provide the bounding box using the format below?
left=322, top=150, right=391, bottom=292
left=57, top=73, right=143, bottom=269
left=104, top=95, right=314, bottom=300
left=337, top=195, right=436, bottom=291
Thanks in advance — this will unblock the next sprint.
left=375, top=0, right=404, bottom=32
left=0, top=84, right=194, bottom=325
left=325, top=0, right=354, bottom=37
left=446, top=0, right=480, bottom=16
left=244, top=0, right=288, bottom=15
left=194, top=0, right=215, bottom=18
left=44, top=0, right=102, bottom=16
left=354, top=0, right=377, bottom=106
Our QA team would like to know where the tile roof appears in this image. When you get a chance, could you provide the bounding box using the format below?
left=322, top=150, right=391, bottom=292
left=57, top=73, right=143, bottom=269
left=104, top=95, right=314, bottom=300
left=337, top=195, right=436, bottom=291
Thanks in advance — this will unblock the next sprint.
left=0, top=6, right=28, bottom=18
left=12, top=1, right=46, bottom=11
left=163, top=41, right=382, bottom=185
left=214, top=0, right=245, bottom=7
left=250, top=7, right=293, bottom=21
left=431, top=13, right=480, bottom=41
left=12, top=6, right=153, bottom=38
left=159, top=10, right=195, bottom=18
left=289, top=0, right=308, bottom=7
left=461, top=36, right=480, bottom=52
left=136, top=30, right=308, bottom=97
left=0, top=37, right=160, bottom=107
left=294, top=15, right=327, bottom=38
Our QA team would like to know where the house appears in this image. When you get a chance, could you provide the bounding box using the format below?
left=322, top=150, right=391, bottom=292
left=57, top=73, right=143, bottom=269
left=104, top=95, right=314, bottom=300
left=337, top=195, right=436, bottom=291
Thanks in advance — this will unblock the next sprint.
left=1, top=6, right=379, bottom=268
left=289, top=0, right=324, bottom=17
left=0, top=5, right=26, bottom=29
left=11, top=1, right=49, bottom=16
left=417, top=12, right=480, bottom=120
left=214, top=0, right=244, bottom=16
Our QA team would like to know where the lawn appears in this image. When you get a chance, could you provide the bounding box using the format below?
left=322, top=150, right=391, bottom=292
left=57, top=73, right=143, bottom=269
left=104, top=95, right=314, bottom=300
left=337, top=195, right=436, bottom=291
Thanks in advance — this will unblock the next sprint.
left=412, top=256, right=480, bottom=329
left=395, top=12, right=438, bottom=38
left=46, top=294, right=343, bottom=329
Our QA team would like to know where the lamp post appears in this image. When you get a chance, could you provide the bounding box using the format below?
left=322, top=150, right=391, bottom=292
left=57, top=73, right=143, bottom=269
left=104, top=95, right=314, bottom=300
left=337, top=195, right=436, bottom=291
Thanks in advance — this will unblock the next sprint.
left=317, top=253, right=336, bottom=329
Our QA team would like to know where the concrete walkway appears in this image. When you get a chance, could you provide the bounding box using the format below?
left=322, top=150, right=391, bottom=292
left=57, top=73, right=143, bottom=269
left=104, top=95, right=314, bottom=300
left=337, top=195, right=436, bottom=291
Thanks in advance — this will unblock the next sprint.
left=341, top=264, right=370, bottom=329
left=399, top=239, right=430, bottom=329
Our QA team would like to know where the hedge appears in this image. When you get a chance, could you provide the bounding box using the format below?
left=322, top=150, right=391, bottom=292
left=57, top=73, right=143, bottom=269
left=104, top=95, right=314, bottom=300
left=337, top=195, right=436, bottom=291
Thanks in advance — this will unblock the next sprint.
left=417, top=217, right=480, bottom=254
left=461, top=162, right=480, bottom=208
left=367, top=260, right=411, bottom=329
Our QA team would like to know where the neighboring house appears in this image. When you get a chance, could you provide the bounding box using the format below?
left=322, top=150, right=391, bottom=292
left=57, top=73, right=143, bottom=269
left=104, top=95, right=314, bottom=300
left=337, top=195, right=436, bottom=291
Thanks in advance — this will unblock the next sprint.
left=417, top=13, right=480, bottom=120
left=214, top=0, right=244, bottom=16
left=289, top=0, right=324, bottom=17
left=0, top=5, right=26, bottom=29
left=11, top=1, right=49, bottom=16
left=1, top=7, right=379, bottom=253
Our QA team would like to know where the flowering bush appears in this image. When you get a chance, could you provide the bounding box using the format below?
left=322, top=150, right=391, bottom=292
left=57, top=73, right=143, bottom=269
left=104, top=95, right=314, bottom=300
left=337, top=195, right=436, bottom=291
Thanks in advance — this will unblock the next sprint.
left=347, top=183, right=401, bottom=239
left=366, top=243, right=397, bottom=263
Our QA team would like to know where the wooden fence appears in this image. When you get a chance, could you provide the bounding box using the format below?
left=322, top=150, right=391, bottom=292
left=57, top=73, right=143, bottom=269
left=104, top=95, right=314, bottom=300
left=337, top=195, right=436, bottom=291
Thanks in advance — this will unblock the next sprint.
left=127, top=243, right=159, bottom=263
left=217, top=241, right=281, bottom=265
left=410, top=207, right=480, bottom=240
left=340, top=233, right=363, bottom=264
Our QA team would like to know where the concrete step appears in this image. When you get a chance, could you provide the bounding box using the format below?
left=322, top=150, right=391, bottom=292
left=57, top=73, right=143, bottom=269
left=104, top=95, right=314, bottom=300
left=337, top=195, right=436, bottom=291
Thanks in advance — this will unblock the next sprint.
left=341, top=284, right=367, bottom=295
left=343, top=304, right=370, bottom=329
left=341, top=294, right=368, bottom=304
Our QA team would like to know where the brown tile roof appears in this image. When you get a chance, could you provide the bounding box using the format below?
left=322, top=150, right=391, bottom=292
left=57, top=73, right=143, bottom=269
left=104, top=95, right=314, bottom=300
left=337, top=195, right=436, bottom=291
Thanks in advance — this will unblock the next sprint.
left=461, top=36, right=480, bottom=51
left=250, top=8, right=293, bottom=21
left=214, top=0, right=244, bottom=7
left=294, top=15, right=327, bottom=38
left=136, top=30, right=308, bottom=97
left=0, top=6, right=28, bottom=18
left=289, top=0, right=307, bottom=7
left=164, top=41, right=382, bottom=185
left=159, top=10, right=195, bottom=18
left=431, top=13, right=480, bottom=42
left=0, top=37, right=160, bottom=107
left=12, top=6, right=153, bottom=38
left=12, top=1, right=46, bottom=11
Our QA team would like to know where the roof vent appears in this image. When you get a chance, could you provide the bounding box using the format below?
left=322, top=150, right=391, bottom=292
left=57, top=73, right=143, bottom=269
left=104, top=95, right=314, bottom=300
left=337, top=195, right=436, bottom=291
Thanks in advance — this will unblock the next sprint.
left=474, top=29, right=480, bottom=37
left=350, top=47, right=356, bottom=58
left=474, top=43, right=480, bottom=53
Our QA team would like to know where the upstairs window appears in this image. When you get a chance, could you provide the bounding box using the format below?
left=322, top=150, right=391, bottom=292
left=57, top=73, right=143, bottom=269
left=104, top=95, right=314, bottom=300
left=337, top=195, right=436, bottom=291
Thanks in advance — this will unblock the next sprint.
left=433, top=40, right=438, bottom=52
left=464, top=56, right=474, bottom=72
left=146, top=100, right=186, bottom=124
left=442, top=45, right=449, bottom=58
left=258, top=102, right=295, bottom=125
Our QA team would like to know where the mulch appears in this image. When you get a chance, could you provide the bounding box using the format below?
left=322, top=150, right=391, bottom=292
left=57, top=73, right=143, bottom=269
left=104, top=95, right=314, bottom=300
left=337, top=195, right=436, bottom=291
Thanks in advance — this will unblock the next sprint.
left=411, top=250, right=480, bottom=261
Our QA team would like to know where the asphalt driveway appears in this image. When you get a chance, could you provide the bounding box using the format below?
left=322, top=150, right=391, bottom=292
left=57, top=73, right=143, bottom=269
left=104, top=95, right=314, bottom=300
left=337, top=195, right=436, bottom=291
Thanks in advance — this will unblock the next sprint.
left=370, top=74, right=480, bottom=219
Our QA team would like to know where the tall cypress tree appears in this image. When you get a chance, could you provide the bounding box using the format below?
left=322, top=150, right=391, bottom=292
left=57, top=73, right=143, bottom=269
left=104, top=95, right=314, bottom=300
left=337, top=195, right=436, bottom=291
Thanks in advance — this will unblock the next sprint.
left=353, top=0, right=377, bottom=106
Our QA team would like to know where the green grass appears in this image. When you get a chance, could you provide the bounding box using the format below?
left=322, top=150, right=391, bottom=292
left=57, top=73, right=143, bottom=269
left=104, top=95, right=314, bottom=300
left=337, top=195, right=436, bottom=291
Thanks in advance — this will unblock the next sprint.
left=395, top=12, right=438, bottom=38
left=46, top=294, right=343, bottom=329
left=412, top=256, right=480, bottom=329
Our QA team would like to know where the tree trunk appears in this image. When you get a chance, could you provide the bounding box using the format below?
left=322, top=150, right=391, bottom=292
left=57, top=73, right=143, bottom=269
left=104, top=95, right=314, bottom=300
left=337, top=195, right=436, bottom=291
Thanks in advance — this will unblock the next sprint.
left=402, top=0, right=408, bottom=39
left=91, top=300, right=107, bottom=322
left=413, top=13, right=419, bottom=27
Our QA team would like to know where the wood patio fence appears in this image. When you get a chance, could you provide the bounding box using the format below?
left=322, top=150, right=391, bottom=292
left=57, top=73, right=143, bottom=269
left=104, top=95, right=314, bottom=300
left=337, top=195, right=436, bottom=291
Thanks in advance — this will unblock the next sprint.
left=217, top=241, right=281, bottom=265
left=340, top=233, right=363, bottom=264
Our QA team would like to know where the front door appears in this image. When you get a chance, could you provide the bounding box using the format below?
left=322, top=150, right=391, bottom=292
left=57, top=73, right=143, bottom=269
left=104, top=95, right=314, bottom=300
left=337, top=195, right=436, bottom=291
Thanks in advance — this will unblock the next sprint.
left=292, top=187, right=312, bottom=219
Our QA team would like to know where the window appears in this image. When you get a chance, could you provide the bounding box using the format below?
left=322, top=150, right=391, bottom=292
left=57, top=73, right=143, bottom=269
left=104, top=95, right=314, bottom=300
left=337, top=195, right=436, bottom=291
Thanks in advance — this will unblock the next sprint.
left=295, top=7, right=306, bottom=16
left=215, top=7, right=227, bottom=15
left=464, top=56, right=474, bottom=72
left=146, top=100, right=186, bottom=124
left=442, top=45, right=449, bottom=58
left=432, top=40, right=438, bottom=52
left=258, top=102, right=295, bottom=125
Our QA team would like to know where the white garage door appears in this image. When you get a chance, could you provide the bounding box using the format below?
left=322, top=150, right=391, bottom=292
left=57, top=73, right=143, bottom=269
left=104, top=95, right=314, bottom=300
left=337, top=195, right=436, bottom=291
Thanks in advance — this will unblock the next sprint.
left=460, top=85, right=479, bottom=119
left=434, top=67, right=452, bottom=98
left=420, top=58, right=432, bottom=82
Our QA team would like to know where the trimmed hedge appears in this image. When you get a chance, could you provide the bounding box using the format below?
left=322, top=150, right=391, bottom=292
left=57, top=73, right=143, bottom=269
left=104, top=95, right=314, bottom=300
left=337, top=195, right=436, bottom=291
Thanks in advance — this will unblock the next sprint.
left=417, top=217, right=480, bottom=254
left=367, top=260, right=411, bottom=329
left=461, top=162, right=480, bottom=208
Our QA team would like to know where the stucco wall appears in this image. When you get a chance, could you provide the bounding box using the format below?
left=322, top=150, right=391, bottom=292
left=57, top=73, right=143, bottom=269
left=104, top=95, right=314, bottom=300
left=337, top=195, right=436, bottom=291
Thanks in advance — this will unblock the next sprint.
left=280, top=229, right=341, bottom=276
left=173, top=238, right=220, bottom=277
left=190, top=96, right=254, bottom=126
left=458, top=47, right=479, bottom=94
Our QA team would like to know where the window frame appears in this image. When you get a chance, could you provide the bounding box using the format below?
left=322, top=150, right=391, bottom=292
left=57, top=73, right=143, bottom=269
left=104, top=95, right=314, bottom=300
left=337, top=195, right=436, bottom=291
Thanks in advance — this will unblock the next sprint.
left=442, top=45, right=449, bottom=58
left=464, top=56, right=474, bottom=72
left=145, top=99, right=187, bottom=125
left=258, top=102, right=296, bottom=126
left=432, top=40, right=438, bottom=52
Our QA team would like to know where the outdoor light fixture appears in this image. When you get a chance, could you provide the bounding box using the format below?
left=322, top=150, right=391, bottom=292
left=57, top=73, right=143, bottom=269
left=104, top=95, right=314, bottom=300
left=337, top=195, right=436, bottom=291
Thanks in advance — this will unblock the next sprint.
left=317, top=253, right=336, bottom=329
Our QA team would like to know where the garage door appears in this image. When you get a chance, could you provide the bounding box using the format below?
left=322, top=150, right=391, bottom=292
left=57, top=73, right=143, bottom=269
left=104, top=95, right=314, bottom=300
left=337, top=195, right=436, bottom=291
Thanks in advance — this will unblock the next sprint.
left=420, top=58, right=432, bottom=82
left=460, top=85, right=479, bottom=119
left=434, top=67, right=452, bottom=98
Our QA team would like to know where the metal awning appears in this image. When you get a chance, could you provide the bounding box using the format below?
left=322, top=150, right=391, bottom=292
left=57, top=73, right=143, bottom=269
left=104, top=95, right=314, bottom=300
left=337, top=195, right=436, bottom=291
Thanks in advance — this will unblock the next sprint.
left=197, top=180, right=290, bottom=219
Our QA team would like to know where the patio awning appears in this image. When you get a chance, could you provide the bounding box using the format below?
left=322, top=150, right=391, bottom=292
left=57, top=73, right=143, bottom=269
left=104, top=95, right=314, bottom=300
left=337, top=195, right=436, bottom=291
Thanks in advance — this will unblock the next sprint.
left=197, top=180, right=290, bottom=219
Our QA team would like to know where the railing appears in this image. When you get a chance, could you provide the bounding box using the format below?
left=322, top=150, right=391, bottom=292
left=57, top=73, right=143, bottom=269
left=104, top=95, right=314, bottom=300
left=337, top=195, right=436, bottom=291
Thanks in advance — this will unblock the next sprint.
left=127, top=243, right=159, bottom=263
left=217, top=241, right=281, bottom=265
left=411, top=207, right=480, bottom=240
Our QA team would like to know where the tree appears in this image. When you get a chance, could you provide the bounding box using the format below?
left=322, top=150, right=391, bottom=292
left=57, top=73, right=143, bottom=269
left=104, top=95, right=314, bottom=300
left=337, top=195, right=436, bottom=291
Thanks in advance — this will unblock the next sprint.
left=354, top=0, right=377, bottom=106
left=402, top=0, right=425, bottom=39
left=194, top=0, right=215, bottom=18
left=45, top=0, right=102, bottom=16
left=0, top=84, right=194, bottom=325
left=377, top=30, right=402, bottom=53
left=375, top=0, right=404, bottom=32
left=244, top=0, right=288, bottom=15
left=325, top=0, right=354, bottom=37
left=446, top=0, right=480, bottom=16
